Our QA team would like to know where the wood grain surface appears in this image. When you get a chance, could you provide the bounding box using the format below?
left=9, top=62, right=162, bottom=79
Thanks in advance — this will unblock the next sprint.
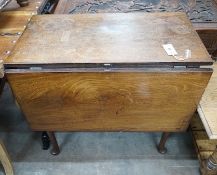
left=0, top=36, right=18, bottom=61
left=193, top=130, right=217, bottom=151
left=0, top=11, right=32, bottom=34
left=7, top=70, right=211, bottom=131
left=0, top=11, right=33, bottom=61
left=5, top=13, right=212, bottom=65
left=54, top=0, right=217, bottom=58
left=198, top=62, right=217, bottom=139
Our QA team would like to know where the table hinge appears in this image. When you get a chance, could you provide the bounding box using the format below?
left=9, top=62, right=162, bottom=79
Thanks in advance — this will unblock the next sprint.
left=173, top=66, right=187, bottom=69
left=103, top=63, right=112, bottom=71
left=29, top=67, right=43, bottom=71
left=0, top=32, right=22, bottom=36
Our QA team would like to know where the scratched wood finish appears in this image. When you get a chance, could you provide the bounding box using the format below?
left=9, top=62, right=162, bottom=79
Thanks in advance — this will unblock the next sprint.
left=5, top=13, right=212, bottom=65
left=54, top=0, right=217, bottom=58
left=7, top=71, right=211, bottom=131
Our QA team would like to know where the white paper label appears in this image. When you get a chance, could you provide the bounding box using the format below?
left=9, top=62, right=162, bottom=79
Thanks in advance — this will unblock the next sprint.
left=162, top=44, right=178, bottom=56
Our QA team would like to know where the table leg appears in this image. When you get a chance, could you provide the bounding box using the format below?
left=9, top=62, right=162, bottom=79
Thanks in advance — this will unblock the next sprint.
left=0, top=141, right=14, bottom=175
left=16, top=0, right=29, bottom=7
left=157, top=132, right=170, bottom=154
left=47, top=132, right=60, bottom=155
left=41, top=132, right=50, bottom=150
left=201, top=147, right=217, bottom=175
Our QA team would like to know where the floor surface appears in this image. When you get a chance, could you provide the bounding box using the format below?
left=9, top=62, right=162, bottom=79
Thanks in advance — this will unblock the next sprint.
left=0, top=83, right=200, bottom=175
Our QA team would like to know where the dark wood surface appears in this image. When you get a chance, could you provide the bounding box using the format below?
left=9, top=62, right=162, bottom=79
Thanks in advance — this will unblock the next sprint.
left=7, top=70, right=211, bottom=131
left=54, top=0, right=217, bottom=59
left=5, top=13, right=212, bottom=65
left=197, top=30, right=217, bottom=58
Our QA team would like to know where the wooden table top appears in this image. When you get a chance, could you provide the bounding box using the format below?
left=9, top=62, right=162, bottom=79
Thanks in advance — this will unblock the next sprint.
left=0, top=11, right=32, bottom=62
left=0, top=11, right=32, bottom=33
left=198, top=62, right=217, bottom=139
left=0, top=36, right=18, bottom=60
left=5, top=13, right=212, bottom=66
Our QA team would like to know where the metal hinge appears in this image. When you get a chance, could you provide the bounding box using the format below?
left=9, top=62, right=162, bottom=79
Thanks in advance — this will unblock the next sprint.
left=0, top=32, right=22, bottom=36
left=173, top=66, right=187, bottom=69
left=29, top=67, right=43, bottom=71
left=103, top=63, right=112, bottom=71
left=199, top=65, right=213, bottom=69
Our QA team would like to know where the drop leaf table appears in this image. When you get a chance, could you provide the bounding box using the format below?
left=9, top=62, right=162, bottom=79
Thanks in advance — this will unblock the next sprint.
left=4, top=12, right=213, bottom=155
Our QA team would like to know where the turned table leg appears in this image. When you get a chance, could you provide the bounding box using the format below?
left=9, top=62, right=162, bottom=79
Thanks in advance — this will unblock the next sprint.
left=157, top=132, right=170, bottom=154
left=201, top=147, right=217, bottom=175
left=16, top=0, right=29, bottom=7
left=47, top=132, right=60, bottom=155
left=0, top=141, right=14, bottom=175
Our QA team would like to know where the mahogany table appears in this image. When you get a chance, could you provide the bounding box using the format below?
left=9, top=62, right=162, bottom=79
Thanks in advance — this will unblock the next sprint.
left=5, top=12, right=213, bottom=155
